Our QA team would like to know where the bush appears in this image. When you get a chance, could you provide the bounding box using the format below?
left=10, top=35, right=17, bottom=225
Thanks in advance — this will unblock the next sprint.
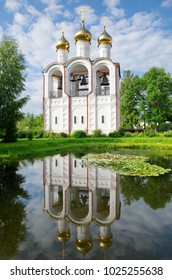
left=163, top=130, right=172, bottom=137
left=108, top=131, right=121, bottom=137
left=157, top=122, right=172, bottom=132
left=18, top=130, right=27, bottom=138
left=93, top=129, right=102, bottom=137
left=72, top=130, right=87, bottom=138
left=118, top=127, right=125, bottom=136
left=43, top=131, right=59, bottom=138
left=27, top=130, right=33, bottom=140
left=109, top=127, right=126, bottom=138
left=144, top=129, right=158, bottom=137
left=60, top=132, right=68, bottom=138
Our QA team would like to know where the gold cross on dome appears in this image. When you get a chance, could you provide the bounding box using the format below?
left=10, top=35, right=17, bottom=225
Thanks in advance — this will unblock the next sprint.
left=80, top=7, right=87, bottom=21
left=60, top=22, right=65, bottom=33
left=102, top=17, right=107, bottom=28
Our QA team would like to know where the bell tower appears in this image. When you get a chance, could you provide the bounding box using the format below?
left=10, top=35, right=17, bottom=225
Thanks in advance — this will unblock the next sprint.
left=43, top=12, right=120, bottom=135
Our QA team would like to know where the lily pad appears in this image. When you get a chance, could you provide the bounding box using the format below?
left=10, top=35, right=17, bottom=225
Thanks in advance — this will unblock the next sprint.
left=82, top=153, right=171, bottom=176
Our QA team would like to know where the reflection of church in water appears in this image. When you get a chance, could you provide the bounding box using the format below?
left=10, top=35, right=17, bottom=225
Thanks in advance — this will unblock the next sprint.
left=43, top=155, right=121, bottom=259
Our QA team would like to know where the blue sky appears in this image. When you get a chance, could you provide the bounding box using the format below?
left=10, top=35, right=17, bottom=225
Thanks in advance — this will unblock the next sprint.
left=0, top=0, right=172, bottom=115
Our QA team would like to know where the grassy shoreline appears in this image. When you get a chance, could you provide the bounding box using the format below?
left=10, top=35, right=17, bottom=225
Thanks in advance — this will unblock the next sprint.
left=0, top=137, right=172, bottom=162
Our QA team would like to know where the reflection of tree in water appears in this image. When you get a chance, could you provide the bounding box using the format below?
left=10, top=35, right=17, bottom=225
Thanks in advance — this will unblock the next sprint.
left=120, top=172, right=172, bottom=209
left=0, top=162, right=30, bottom=259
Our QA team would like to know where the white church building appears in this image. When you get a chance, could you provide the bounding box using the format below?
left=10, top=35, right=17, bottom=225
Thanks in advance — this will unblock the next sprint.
left=43, top=17, right=120, bottom=135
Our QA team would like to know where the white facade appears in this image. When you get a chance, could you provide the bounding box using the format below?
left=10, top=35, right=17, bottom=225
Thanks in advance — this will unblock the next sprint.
left=43, top=20, right=120, bottom=135
left=43, top=154, right=121, bottom=258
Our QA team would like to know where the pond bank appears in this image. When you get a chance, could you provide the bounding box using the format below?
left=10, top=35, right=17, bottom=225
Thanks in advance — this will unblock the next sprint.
left=0, top=137, right=172, bottom=162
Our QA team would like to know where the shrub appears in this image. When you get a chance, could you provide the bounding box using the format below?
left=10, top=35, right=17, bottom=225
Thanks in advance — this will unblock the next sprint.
left=163, top=130, right=172, bottom=137
left=72, top=130, right=87, bottom=138
left=157, top=122, right=172, bottom=132
left=93, top=129, right=102, bottom=137
left=18, top=130, right=27, bottom=138
left=43, top=131, right=59, bottom=138
left=118, top=127, right=125, bottom=136
left=60, top=132, right=68, bottom=138
left=33, top=128, right=44, bottom=138
left=27, top=130, right=33, bottom=140
left=108, top=131, right=121, bottom=137
left=144, top=129, right=157, bottom=137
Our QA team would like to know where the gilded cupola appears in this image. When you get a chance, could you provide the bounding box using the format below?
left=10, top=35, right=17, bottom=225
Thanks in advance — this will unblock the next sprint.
left=98, top=27, right=112, bottom=46
left=75, top=239, right=93, bottom=256
left=56, top=32, right=70, bottom=51
left=75, top=20, right=92, bottom=44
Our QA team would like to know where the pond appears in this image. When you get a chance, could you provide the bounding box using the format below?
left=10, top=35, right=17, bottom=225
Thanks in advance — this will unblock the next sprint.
left=0, top=150, right=172, bottom=260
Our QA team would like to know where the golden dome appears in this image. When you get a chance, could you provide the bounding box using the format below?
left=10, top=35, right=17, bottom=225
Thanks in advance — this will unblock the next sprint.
left=57, top=230, right=71, bottom=243
left=98, top=235, right=113, bottom=250
left=75, top=239, right=93, bottom=255
left=56, top=32, right=70, bottom=51
left=75, top=20, right=92, bottom=43
left=98, top=27, right=112, bottom=46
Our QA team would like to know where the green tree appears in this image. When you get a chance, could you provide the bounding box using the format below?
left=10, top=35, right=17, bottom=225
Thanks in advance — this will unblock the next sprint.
left=120, top=70, right=142, bottom=129
left=0, top=162, right=30, bottom=258
left=17, top=113, right=43, bottom=138
left=0, top=37, right=29, bottom=142
left=140, top=67, right=172, bottom=129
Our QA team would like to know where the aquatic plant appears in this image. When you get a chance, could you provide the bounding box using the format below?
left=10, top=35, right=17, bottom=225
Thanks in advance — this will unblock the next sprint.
left=82, top=153, right=171, bottom=176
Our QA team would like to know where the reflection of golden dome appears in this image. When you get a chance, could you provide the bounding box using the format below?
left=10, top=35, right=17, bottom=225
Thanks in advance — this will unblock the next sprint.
left=98, top=235, right=113, bottom=250
left=57, top=230, right=71, bottom=242
left=98, top=27, right=112, bottom=46
left=56, top=32, right=70, bottom=51
left=75, top=239, right=93, bottom=255
left=75, top=20, right=92, bottom=43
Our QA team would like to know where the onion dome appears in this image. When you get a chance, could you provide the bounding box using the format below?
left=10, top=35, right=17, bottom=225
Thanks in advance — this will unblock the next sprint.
left=98, top=235, right=113, bottom=250
left=75, top=20, right=92, bottom=43
left=56, top=32, right=70, bottom=51
left=75, top=239, right=93, bottom=255
left=57, top=230, right=71, bottom=243
left=98, top=27, right=112, bottom=46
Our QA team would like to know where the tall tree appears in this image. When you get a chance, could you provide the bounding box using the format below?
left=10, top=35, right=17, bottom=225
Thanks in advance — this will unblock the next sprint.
left=0, top=37, right=29, bottom=142
left=140, top=67, right=172, bottom=129
left=0, top=162, right=29, bottom=258
left=120, top=70, right=142, bottom=129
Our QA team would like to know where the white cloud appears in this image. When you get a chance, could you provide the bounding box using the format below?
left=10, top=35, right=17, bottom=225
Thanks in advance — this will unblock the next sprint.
left=24, top=76, right=43, bottom=116
left=161, top=0, right=172, bottom=7
left=103, top=0, right=125, bottom=18
left=4, top=0, right=24, bottom=12
left=25, top=4, right=42, bottom=17
left=74, top=5, right=98, bottom=25
left=43, top=3, right=64, bottom=18
left=130, top=12, right=162, bottom=30
left=98, top=11, right=172, bottom=74
left=14, top=12, right=28, bottom=26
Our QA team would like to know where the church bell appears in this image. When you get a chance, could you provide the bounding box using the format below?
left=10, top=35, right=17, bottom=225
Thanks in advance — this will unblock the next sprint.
left=101, top=74, right=109, bottom=86
left=80, top=76, right=88, bottom=86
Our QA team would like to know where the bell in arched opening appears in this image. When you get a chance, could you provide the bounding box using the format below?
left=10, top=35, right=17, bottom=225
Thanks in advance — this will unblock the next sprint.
left=80, top=76, right=88, bottom=86
left=101, top=74, right=109, bottom=86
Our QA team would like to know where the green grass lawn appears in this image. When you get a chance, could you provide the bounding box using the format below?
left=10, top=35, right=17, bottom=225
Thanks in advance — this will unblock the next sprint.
left=0, top=137, right=172, bottom=162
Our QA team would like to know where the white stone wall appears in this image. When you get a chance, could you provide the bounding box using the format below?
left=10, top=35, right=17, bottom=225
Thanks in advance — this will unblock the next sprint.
left=43, top=155, right=120, bottom=225
left=43, top=58, right=120, bottom=134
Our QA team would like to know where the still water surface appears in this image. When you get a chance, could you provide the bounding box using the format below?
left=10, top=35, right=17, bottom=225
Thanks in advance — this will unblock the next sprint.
left=0, top=151, right=172, bottom=260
